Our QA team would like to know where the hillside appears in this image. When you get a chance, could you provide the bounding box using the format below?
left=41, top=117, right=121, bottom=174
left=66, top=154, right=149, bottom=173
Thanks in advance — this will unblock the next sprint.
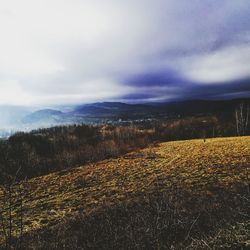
left=73, top=99, right=250, bottom=118
left=17, top=98, right=250, bottom=128
left=23, top=109, right=63, bottom=124
left=0, top=136, right=249, bottom=249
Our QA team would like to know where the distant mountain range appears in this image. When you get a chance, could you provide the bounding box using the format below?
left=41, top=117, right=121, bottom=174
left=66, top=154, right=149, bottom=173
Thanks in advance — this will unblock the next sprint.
left=0, top=98, right=249, bottom=136
left=22, top=98, right=250, bottom=125
left=23, top=109, right=63, bottom=124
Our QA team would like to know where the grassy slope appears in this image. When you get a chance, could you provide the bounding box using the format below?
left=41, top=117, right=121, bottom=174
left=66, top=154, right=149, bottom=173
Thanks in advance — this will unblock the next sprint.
left=1, top=136, right=250, bottom=248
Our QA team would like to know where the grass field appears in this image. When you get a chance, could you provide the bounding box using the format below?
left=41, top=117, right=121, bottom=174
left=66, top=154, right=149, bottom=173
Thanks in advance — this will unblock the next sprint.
left=0, top=136, right=249, bottom=249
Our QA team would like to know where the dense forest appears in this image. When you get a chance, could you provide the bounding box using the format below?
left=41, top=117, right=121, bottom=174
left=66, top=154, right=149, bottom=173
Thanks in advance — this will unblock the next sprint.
left=0, top=109, right=248, bottom=185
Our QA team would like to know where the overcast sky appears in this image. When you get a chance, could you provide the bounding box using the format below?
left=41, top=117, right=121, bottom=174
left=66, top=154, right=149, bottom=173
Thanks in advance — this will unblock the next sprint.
left=0, top=0, right=250, bottom=106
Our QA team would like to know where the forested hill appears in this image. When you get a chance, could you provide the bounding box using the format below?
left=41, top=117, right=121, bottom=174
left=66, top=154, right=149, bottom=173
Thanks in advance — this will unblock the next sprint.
left=0, top=110, right=249, bottom=184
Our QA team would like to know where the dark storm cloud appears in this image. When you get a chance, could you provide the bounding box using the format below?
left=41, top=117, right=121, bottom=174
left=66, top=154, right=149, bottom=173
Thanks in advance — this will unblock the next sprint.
left=125, top=70, right=188, bottom=87
left=123, top=78, right=250, bottom=103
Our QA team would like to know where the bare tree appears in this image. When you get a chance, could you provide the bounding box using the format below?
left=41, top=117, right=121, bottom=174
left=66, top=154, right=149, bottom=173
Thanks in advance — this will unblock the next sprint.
left=0, top=168, right=25, bottom=249
left=235, top=103, right=249, bottom=136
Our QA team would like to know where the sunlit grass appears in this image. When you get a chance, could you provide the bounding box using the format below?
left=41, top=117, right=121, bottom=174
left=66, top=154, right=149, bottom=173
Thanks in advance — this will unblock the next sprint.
left=0, top=136, right=249, bottom=246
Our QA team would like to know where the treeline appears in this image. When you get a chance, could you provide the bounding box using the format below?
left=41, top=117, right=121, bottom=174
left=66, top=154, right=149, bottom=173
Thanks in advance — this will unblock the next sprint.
left=0, top=114, right=247, bottom=184
left=153, top=116, right=236, bottom=141
left=0, top=125, right=151, bottom=183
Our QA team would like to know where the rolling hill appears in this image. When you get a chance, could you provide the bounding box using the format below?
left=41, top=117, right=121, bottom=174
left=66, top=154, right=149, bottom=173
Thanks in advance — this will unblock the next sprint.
left=20, top=98, right=250, bottom=126
left=0, top=136, right=249, bottom=249
left=23, top=109, right=63, bottom=124
left=0, top=99, right=249, bottom=139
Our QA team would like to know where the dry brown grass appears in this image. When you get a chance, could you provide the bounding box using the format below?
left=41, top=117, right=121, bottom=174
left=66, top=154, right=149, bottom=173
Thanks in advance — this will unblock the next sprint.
left=0, top=136, right=249, bottom=249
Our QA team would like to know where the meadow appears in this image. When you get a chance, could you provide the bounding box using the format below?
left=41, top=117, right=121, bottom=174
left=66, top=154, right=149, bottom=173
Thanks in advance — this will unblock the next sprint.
left=0, top=136, right=249, bottom=249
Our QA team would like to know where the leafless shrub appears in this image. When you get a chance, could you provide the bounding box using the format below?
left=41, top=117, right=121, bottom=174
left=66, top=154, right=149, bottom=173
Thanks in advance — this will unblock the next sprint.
left=0, top=171, right=25, bottom=250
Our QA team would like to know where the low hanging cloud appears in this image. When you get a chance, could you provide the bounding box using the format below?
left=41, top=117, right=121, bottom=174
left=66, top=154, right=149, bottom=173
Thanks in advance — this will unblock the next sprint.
left=0, top=0, right=250, bottom=106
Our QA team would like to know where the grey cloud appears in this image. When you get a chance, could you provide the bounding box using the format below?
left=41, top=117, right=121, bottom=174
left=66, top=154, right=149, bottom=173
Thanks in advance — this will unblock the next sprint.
left=0, top=0, right=249, bottom=105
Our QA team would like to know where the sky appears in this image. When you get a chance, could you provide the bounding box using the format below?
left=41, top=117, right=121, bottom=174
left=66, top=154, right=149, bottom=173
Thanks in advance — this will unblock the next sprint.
left=0, top=0, right=250, bottom=106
